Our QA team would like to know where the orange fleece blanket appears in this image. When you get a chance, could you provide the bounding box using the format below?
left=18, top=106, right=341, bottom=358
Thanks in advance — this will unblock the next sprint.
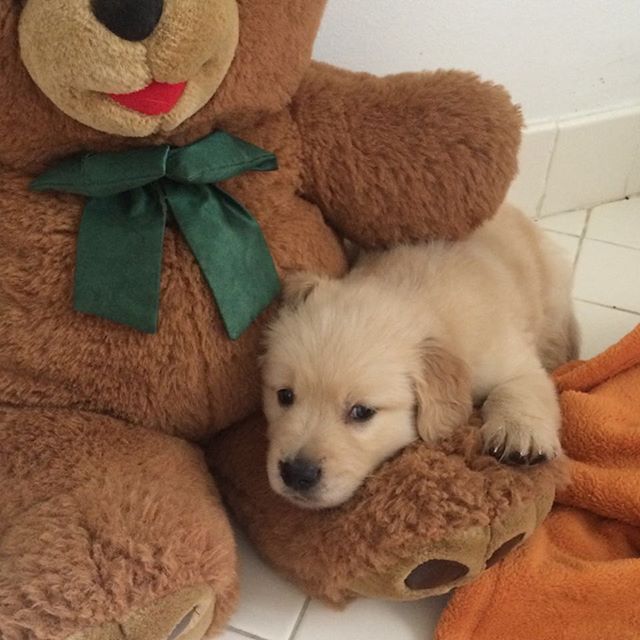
left=436, top=324, right=640, bottom=640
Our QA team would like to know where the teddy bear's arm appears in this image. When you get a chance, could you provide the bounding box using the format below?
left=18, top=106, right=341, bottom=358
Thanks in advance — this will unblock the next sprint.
left=292, top=62, right=523, bottom=247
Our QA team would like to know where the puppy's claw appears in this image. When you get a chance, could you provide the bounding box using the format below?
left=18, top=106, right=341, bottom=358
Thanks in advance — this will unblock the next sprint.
left=484, top=437, right=557, bottom=466
left=505, top=450, right=529, bottom=466
left=529, top=451, right=550, bottom=466
left=481, top=418, right=560, bottom=467
left=487, top=444, right=506, bottom=461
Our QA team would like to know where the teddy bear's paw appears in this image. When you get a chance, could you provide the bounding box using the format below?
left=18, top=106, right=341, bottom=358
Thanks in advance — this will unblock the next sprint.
left=349, top=494, right=547, bottom=600
left=210, top=416, right=561, bottom=606
left=350, top=526, right=490, bottom=600
left=66, top=586, right=215, bottom=640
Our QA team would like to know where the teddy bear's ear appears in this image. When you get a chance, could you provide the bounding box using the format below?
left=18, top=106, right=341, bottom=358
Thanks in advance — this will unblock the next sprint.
left=282, top=271, right=327, bottom=308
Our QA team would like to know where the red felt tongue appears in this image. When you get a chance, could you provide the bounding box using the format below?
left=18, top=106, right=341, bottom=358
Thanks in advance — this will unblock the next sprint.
left=108, top=81, right=187, bottom=116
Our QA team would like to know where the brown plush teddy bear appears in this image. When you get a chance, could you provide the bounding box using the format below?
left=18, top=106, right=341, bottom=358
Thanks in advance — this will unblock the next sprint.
left=0, top=1, right=558, bottom=639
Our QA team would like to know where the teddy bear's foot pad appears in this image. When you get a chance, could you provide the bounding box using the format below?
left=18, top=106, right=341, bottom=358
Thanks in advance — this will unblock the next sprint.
left=404, top=532, right=528, bottom=590
left=67, top=586, right=215, bottom=640
left=402, top=531, right=526, bottom=590
left=405, top=560, right=469, bottom=590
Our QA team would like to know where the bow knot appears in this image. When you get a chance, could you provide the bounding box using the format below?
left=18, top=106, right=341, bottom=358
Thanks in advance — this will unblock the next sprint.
left=31, top=132, right=281, bottom=338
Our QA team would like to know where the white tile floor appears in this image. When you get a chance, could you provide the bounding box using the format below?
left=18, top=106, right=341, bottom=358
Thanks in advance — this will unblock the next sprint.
left=218, top=197, right=640, bottom=640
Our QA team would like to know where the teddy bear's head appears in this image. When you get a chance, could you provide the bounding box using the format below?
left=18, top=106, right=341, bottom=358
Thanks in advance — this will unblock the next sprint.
left=0, top=0, right=326, bottom=168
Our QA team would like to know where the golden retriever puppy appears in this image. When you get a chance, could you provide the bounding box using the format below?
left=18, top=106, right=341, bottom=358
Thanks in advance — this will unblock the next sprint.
left=262, top=204, right=579, bottom=509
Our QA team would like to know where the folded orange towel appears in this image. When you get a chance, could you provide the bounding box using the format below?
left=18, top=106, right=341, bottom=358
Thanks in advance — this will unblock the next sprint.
left=436, top=324, right=640, bottom=640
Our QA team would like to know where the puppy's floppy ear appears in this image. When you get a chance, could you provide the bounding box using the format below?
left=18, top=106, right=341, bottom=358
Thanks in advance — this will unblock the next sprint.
left=282, top=271, right=326, bottom=308
left=413, top=339, right=472, bottom=443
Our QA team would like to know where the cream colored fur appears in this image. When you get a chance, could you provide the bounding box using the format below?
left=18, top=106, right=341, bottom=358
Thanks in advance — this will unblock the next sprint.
left=263, top=204, right=578, bottom=508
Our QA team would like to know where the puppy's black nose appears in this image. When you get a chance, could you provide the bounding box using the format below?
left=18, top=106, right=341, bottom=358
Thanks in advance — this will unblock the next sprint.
left=91, top=0, right=164, bottom=42
left=280, top=458, right=322, bottom=492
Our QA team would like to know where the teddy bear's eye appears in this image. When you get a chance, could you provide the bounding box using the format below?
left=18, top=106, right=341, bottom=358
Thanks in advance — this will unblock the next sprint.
left=349, top=405, right=377, bottom=423
left=277, top=388, right=295, bottom=407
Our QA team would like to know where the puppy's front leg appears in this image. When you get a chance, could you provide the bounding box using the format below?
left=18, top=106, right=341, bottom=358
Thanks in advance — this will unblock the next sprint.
left=480, top=364, right=562, bottom=465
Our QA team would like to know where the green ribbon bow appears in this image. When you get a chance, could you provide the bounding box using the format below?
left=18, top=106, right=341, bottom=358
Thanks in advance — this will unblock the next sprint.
left=31, top=132, right=281, bottom=339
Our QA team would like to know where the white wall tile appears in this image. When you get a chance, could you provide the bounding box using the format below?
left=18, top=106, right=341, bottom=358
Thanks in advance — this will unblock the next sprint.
left=229, top=533, right=307, bottom=640
left=541, top=108, right=640, bottom=215
left=508, top=122, right=557, bottom=216
left=626, top=143, right=640, bottom=196
left=587, top=197, right=640, bottom=249
left=295, top=596, right=449, bottom=640
left=574, top=301, right=639, bottom=360
left=537, top=210, right=587, bottom=236
left=574, top=240, right=640, bottom=312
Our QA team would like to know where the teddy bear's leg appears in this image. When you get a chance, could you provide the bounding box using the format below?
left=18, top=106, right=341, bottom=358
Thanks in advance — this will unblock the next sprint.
left=0, top=407, right=238, bottom=640
left=208, top=415, right=560, bottom=605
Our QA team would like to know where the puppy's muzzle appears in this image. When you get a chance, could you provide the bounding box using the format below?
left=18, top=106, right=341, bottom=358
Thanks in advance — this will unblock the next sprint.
left=279, top=458, right=322, bottom=492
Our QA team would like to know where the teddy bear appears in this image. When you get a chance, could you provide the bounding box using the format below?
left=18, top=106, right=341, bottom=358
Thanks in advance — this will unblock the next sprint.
left=0, top=1, right=558, bottom=639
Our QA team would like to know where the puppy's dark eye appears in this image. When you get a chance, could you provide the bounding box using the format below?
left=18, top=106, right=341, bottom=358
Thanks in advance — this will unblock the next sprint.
left=349, top=404, right=376, bottom=422
left=277, top=388, right=295, bottom=407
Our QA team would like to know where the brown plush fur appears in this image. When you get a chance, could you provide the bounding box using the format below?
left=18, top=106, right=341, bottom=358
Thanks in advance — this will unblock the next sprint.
left=295, top=63, right=523, bottom=246
left=0, top=0, right=529, bottom=638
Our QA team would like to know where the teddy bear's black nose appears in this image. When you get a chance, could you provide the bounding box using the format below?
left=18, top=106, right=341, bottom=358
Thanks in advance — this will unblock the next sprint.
left=91, top=0, right=164, bottom=42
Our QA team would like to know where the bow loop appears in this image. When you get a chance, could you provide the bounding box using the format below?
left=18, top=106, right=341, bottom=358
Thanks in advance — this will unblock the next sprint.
left=30, top=132, right=280, bottom=338
left=166, top=131, right=278, bottom=185
left=32, top=146, right=170, bottom=198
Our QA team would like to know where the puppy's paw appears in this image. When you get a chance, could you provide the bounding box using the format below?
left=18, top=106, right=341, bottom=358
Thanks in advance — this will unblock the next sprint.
left=480, top=417, right=562, bottom=466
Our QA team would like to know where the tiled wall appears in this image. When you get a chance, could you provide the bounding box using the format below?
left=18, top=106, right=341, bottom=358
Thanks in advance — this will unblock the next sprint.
left=508, top=106, right=640, bottom=217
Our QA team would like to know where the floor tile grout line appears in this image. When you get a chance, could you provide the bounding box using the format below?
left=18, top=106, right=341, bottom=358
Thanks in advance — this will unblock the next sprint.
left=537, top=206, right=587, bottom=219
left=580, top=236, right=640, bottom=252
left=573, top=208, right=593, bottom=271
left=287, top=598, right=311, bottom=640
left=574, top=298, right=640, bottom=317
left=539, top=192, right=640, bottom=221
left=535, top=122, right=560, bottom=217
left=226, top=625, right=271, bottom=640
left=542, top=229, right=583, bottom=239
left=543, top=229, right=640, bottom=253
